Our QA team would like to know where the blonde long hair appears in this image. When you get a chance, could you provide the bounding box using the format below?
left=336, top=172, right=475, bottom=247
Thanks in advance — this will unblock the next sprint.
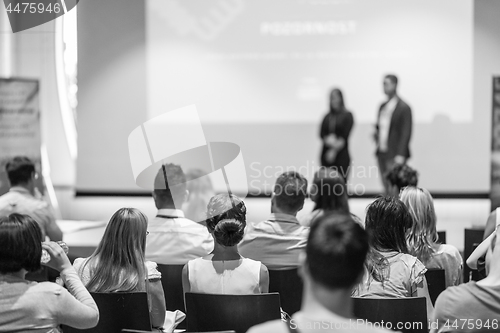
left=81, top=208, right=148, bottom=292
left=399, top=187, right=438, bottom=264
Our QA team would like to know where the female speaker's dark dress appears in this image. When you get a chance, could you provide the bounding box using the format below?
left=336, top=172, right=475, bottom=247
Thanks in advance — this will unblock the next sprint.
left=319, top=110, right=354, bottom=181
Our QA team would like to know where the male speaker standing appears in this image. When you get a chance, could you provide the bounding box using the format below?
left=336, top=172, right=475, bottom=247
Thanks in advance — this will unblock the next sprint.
left=374, top=74, right=412, bottom=193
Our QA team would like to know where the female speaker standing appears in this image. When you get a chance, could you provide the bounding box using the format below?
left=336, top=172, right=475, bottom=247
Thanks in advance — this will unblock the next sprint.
left=319, top=88, right=354, bottom=182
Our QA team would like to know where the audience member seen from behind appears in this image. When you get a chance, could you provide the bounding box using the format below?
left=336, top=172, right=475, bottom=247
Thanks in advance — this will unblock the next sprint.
left=0, top=156, right=62, bottom=241
left=353, top=196, right=434, bottom=319
left=239, top=171, right=309, bottom=270
left=248, top=213, right=392, bottom=333
left=432, top=227, right=500, bottom=333
left=73, top=208, right=166, bottom=331
left=299, top=167, right=356, bottom=227
left=182, top=168, right=215, bottom=226
left=0, top=214, right=98, bottom=332
left=471, top=206, right=500, bottom=278
left=466, top=209, right=500, bottom=272
left=182, top=194, right=269, bottom=294
left=400, top=187, right=462, bottom=287
left=384, top=163, right=418, bottom=197
left=146, top=163, right=213, bottom=265
left=482, top=208, right=500, bottom=243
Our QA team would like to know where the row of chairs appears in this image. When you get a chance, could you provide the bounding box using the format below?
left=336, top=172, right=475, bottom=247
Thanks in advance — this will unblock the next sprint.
left=63, top=292, right=431, bottom=333
left=158, top=265, right=446, bottom=317
left=62, top=267, right=447, bottom=332
left=60, top=264, right=446, bottom=332
left=61, top=229, right=455, bottom=332
left=121, top=229, right=449, bottom=320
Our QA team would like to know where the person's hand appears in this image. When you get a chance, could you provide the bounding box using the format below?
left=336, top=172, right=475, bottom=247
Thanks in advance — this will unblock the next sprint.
left=394, top=155, right=406, bottom=165
left=41, top=241, right=72, bottom=272
left=325, top=149, right=337, bottom=163
left=324, top=134, right=337, bottom=147
left=33, top=187, right=43, bottom=200
left=332, top=137, right=345, bottom=150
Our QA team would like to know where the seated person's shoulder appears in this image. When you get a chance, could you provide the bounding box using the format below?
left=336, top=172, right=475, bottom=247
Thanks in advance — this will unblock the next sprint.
left=14, top=191, right=51, bottom=210
left=435, top=243, right=462, bottom=258
left=244, top=257, right=264, bottom=265
left=244, top=220, right=258, bottom=231
left=32, top=198, right=50, bottom=210
left=435, top=282, right=473, bottom=308
left=29, top=281, right=67, bottom=298
left=183, top=217, right=209, bottom=230
left=398, top=253, right=422, bottom=267
left=299, top=210, right=323, bottom=227
left=72, top=257, right=88, bottom=271
left=246, top=319, right=286, bottom=333
left=393, top=254, right=426, bottom=282
left=145, top=261, right=162, bottom=280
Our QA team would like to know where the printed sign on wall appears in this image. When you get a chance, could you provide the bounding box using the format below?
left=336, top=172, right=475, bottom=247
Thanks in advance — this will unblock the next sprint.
left=0, top=78, right=42, bottom=195
left=490, top=76, right=500, bottom=210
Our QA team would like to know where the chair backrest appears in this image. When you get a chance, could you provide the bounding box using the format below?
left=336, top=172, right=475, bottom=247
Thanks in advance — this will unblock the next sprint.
left=437, top=231, right=446, bottom=244
left=156, top=264, right=186, bottom=328
left=156, top=264, right=185, bottom=311
left=68, top=246, right=97, bottom=264
left=352, top=297, right=427, bottom=333
left=425, top=269, right=446, bottom=305
left=63, top=292, right=151, bottom=333
left=185, top=292, right=281, bottom=333
left=268, top=269, right=303, bottom=315
left=464, top=228, right=485, bottom=282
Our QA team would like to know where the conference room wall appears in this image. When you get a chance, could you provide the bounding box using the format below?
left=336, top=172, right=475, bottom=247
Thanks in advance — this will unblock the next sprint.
left=474, top=0, right=500, bottom=195
left=75, top=0, right=499, bottom=195
left=76, top=0, right=147, bottom=193
left=3, top=0, right=499, bottom=198
left=0, top=11, right=75, bottom=189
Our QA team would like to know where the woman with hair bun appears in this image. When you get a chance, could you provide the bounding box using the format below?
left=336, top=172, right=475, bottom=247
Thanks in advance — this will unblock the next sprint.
left=182, top=194, right=269, bottom=294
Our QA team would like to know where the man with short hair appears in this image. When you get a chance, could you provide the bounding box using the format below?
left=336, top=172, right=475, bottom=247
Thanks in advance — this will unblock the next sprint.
left=0, top=156, right=62, bottom=241
left=385, top=164, right=418, bottom=198
left=239, top=171, right=309, bottom=270
left=374, top=74, right=413, bottom=192
left=145, top=163, right=213, bottom=265
left=247, top=213, right=392, bottom=333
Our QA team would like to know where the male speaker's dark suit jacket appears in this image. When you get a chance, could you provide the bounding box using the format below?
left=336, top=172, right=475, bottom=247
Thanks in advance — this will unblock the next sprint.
left=375, top=97, right=412, bottom=159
